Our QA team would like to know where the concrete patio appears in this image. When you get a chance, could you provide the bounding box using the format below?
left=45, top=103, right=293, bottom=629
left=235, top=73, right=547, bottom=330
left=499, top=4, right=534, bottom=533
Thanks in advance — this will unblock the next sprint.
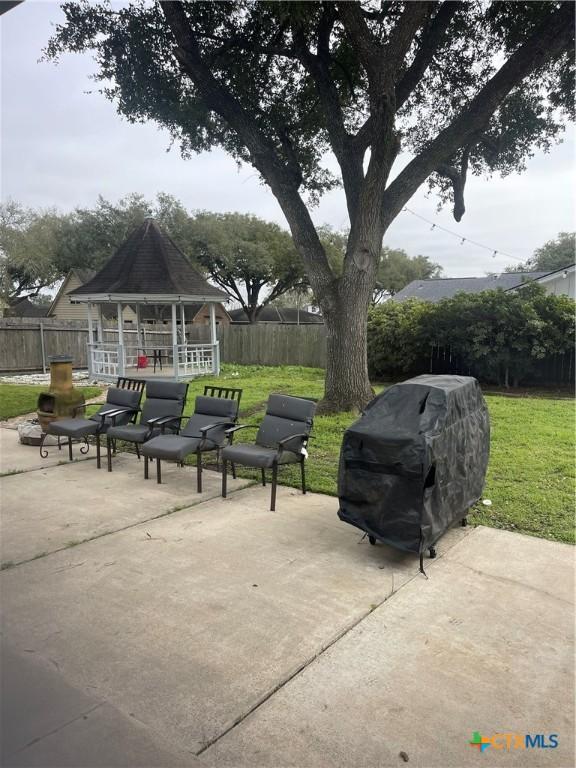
left=0, top=426, right=574, bottom=767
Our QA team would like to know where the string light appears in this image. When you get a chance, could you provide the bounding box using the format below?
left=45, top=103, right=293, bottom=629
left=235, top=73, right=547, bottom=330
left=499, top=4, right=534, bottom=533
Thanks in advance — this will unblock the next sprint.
left=402, top=207, right=524, bottom=262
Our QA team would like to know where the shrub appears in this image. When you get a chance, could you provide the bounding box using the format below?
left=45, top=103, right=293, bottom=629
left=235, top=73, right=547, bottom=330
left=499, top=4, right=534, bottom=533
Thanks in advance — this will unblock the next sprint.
left=367, top=285, right=575, bottom=386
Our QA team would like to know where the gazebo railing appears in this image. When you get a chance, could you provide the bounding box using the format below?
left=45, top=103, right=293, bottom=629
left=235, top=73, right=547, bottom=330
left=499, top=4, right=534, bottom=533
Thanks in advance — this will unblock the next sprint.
left=176, top=343, right=216, bottom=377
left=87, top=341, right=219, bottom=380
left=88, top=342, right=122, bottom=380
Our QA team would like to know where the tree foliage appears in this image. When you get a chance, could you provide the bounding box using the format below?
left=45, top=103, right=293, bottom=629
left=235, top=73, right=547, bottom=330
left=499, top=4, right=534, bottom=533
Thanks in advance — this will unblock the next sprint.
left=506, top=231, right=575, bottom=273
left=0, top=201, right=68, bottom=300
left=44, top=0, right=575, bottom=409
left=368, top=284, right=575, bottom=386
left=188, top=212, right=306, bottom=321
left=375, top=247, right=442, bottom=301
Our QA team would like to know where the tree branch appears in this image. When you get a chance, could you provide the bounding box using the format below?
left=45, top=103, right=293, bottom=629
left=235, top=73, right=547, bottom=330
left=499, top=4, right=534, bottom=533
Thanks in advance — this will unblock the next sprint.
left=382, top=2, right=575, bottom=226
left=395, top=1, right=459, bottom=108
left=436, top=146, right=470, bottom=221
left=291, top=9, right=365, bottom=223
left=159, top=1, right=337, bottom=307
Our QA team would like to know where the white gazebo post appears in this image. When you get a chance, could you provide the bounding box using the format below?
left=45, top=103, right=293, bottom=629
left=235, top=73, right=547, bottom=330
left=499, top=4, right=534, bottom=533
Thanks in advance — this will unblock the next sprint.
left=97, top=304, right=104, bottom=344
left=180, top=303, right=187, bottom=344
left=117, top=302, right=125, bottom=376
left=209, top=302, right=220, bottom=375
left=86, top=303, right=94, bottom=377
left=135, top=303, right=143, bottom=351
left=171, top=303, right=179, bottom=380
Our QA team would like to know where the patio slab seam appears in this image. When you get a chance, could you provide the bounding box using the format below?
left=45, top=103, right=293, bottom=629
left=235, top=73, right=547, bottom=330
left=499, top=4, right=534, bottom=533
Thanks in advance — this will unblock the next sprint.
left=195, top=525, right=477, bottom=757
left=0, top=479, right=258, bottom=571
left=7, top=703, right=104, bottom=760
left=446, top=559, right=574, bottom=607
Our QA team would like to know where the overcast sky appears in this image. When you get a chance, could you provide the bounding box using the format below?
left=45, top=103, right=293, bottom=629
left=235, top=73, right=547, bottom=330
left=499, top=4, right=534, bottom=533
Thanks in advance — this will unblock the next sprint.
left=2, top=1, right=575, bottom=278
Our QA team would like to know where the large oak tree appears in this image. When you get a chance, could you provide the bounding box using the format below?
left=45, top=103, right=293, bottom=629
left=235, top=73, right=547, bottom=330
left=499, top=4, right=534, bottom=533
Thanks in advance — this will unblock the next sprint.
left=46, top=1, right=574, bottom=411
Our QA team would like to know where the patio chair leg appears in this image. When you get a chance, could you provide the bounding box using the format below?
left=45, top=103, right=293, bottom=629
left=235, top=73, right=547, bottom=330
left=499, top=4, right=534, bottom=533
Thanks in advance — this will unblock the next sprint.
left=112, top=439, right=117, bottom=455
left=231, top=462, right=236, bottom=480
left=39, top=431, right=49, bottom=459
left=144, top=455, right=149, bottom=480
left=106, top=436, right=113, bottom=472
left=96, top=433, right=101, bottom=469
left=270, top=463, right=278, bottom=512
left=67, top=437, right=73, bottom=461
left=156, top=458, right=162, bottom=484
left=301, top=458, right=306, bottom=494
left=216, top=448, right=220, bottom=470
left=135, top=443, right=140, bottom=460
left=261, top=469, right=266, bottom=486
left=58, top=437, right=62, bottom=451
left=196, top=450, right=202, bottom=493
left=222, top=459, right=228, bottom=498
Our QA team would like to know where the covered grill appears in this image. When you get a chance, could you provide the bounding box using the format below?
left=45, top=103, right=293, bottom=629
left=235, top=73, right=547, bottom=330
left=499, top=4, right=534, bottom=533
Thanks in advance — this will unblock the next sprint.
left=338, top=375, right=490, bottom=566
left=37, top=355, right=85, bottom=432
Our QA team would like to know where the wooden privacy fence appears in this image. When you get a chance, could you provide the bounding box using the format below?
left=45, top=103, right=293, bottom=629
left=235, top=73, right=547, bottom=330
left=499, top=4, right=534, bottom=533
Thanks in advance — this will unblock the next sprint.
left=218, top=324, right=327, bottom=368
left=0, top=319, right=89, bottom=372
left=0, top=319, right=212, bottom=373
left=425, top=344, right=575, bottom=387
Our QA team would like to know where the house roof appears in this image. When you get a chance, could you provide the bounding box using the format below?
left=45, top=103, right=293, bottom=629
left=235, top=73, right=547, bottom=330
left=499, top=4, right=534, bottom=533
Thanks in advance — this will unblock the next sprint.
left=6, top=297, right=49, bottom=317
left=513, top=263, right=575, bottom=289
left=391, top=272, right=548, bottom=303
left=69, top=218, right=227, bottom=303
left=229, top=306, right=324, bottom=324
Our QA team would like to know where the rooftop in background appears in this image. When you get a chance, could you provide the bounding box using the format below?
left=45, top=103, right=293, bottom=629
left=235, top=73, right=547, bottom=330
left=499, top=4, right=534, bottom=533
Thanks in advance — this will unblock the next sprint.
left=391, top=272, right=547, bottom=303
left=229, top=306, right=324, bottom=324
left=4, top=297, right=49, bottom=318
left=69, top=218, right=227, bottom=303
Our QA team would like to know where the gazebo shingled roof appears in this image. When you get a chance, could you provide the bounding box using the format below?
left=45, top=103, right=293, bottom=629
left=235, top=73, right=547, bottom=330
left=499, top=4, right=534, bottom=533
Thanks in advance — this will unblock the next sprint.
left=69, top=218, right=227, bottom=301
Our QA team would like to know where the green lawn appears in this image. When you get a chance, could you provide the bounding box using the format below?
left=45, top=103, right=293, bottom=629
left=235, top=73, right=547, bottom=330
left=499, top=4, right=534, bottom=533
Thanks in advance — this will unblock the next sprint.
left=2, top=367, right=573, bottom=544
left=185, top=365, right=575, bottom=544
left=0, top=384, right=102, bottom=421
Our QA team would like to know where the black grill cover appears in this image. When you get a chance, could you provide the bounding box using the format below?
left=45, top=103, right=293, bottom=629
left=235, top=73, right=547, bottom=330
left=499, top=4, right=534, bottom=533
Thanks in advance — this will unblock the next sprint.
left=338, top=375, right=490, bottom=553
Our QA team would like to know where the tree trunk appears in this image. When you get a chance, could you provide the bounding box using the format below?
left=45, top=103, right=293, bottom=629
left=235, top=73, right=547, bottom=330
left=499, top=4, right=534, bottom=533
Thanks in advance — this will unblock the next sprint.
left=320, top=303, right=374, bottom=413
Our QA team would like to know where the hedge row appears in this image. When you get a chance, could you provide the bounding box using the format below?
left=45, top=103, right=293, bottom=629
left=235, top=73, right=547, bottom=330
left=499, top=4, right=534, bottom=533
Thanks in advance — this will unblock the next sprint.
left=367, top=283, right=575, bottom=386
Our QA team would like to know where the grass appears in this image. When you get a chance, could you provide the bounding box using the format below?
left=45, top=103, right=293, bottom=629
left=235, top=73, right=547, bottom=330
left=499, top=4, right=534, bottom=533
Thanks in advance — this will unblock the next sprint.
left=3, top=366, right=572, bottom=545
left=184, top=365, right=574, bottom=545
left=0, top=383, right=102, bottom=421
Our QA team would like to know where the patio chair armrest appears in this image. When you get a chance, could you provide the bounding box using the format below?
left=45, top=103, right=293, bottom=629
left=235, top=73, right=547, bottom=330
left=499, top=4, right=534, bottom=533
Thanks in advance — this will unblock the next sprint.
left=277, top=433, right=310, bottom=447
left=224, top=424, right=257, bottom=444
left=224, top=424, right=256, bottom=436
left=72, top=403, right=89, bottom=416
left=98, top=407, right=140, bottom=426
left=277, top=433, right=311, bottom=455
left=146, top=415, right=182, bottom=426
left=199, top=421, right=237, bottom=437
left=152, top=414, right=185, bottom=434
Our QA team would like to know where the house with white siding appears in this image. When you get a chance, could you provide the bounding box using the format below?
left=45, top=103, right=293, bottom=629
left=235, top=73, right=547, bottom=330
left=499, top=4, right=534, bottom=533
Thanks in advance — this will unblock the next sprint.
left=515, top=263, right=575, bottom=298
left=48, top=269, right=137, bottom=324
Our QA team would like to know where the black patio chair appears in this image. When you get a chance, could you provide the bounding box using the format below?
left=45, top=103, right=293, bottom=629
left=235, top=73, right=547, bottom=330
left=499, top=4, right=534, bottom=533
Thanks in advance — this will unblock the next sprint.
left=105, top=381, right=189, bottom=472
left=221, top=394, right=316, bottom=511
left=39, top=379, right=146, bottom=468
left=141, top=387, right=243, bottom=491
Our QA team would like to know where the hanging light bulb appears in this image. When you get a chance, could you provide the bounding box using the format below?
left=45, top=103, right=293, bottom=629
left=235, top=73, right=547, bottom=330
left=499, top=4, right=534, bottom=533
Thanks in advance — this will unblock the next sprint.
left=492, top=250, right=498, bottom=258
left=430, top=224, right=436, bottom=231
left=460, top=238, right=466, bottom=245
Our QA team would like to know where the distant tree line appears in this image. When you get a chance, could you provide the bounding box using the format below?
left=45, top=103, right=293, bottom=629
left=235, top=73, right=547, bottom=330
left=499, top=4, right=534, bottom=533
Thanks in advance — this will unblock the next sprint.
left=0, top=193, right=439, bottom=319
left=368, top=283, right=575, bottom=387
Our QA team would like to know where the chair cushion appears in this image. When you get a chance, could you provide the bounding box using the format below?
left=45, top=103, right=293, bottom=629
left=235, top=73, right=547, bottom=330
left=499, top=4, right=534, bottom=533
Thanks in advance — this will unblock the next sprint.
left=106, top=424, right=153, bottom=443
left=47, top=418, right=99, bottom=438
left=256, top=395, right=316, bottom=449
left=141, top=435, right=209, bottom=462
left=221, top=443, right=300, bottom=468
left=140, top=382, right=188, bottom=424
left=195, top=395, right=238, bottom=419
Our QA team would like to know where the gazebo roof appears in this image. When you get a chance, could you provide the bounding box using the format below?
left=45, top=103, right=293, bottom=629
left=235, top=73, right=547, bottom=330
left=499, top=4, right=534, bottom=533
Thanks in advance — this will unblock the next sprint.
left=69, top=218, right=227, bottom=303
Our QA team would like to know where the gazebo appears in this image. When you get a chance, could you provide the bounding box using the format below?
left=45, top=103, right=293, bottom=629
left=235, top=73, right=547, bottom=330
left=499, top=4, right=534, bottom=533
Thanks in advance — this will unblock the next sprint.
left=69, top=218, right=228, bottom=382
